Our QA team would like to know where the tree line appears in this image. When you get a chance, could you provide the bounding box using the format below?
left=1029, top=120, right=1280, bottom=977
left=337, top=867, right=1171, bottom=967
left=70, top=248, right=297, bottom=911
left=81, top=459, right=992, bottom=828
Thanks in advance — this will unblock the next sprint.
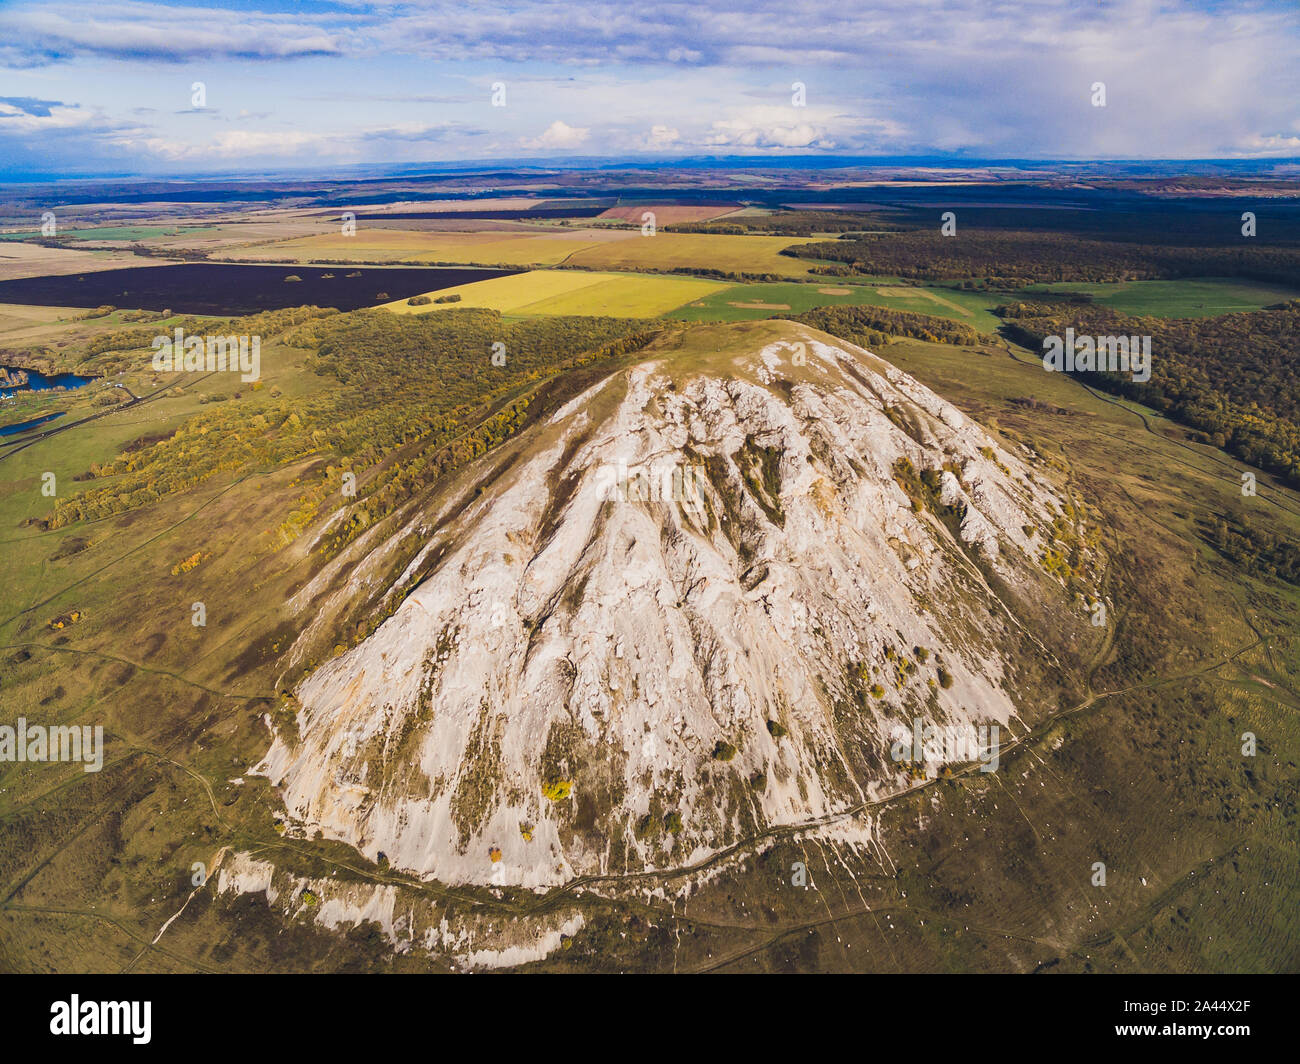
left=785, top=303, right=983, bottom=348
left=999, top=299, right=1300, bottom=486
left=781, top=230, right=1300, bottom=288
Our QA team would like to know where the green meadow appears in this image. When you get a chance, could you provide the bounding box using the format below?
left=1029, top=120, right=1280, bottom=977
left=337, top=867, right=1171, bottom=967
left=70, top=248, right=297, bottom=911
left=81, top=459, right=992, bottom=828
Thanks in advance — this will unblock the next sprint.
left=665, top=280, right=1005, bottom=332
left=62, top=226, right=221, bottom=242
left=1023, top=276, right=1300, bottom=318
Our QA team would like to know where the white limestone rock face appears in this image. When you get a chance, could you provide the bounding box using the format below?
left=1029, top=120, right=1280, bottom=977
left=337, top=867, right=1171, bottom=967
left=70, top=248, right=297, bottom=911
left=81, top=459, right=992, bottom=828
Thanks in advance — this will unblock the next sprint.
left=257, top=325, right=1087, bottom=888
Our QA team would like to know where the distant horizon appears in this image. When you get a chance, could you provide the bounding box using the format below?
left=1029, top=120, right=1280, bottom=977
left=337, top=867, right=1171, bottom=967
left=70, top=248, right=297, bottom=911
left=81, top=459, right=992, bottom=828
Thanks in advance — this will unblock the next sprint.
left=4, top=153, right=1300, bottom=187
left=3, top=0, right=1298, bottom=180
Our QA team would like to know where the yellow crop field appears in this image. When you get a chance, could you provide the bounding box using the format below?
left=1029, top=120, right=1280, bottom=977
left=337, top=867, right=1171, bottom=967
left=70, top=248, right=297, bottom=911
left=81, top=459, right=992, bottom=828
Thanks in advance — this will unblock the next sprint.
left=384, top=270, right=599, bottom=313
left=565, top=232, right=814, bottom=276
left=517, top=273, right=730, bottom=316
left=221, top=227, right=639, bottom=266
left=220, top=228, right=814, bottom=278
left=384, top=270, right=730, bottom=318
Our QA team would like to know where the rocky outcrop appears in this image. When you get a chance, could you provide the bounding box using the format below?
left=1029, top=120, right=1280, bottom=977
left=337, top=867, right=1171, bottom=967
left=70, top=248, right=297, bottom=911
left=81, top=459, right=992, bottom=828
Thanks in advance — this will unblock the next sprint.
left=257, top=323, right=1096, bottom=888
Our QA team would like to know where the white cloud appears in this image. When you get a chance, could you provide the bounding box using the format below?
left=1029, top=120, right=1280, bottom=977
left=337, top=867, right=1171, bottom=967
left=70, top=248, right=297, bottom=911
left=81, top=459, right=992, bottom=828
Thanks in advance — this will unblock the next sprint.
left=0, top=98, right=97, bottom=133
left=110, top=128, right=336, bottom=160
left=642, top=124, right=680, bottom=150
left=686, top=106, right=905, bottom=153
left=0, top=0, right=343, bottom=65
left=703, top=117, right=835, bottom=150
left=1237, top=134, right=1300, bottom=156
left=520, top=120, right=590, bottom=150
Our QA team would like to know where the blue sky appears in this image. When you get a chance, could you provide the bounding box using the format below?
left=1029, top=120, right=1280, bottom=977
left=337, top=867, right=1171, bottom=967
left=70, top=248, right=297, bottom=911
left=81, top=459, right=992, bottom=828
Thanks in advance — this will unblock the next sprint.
left=1, top=0, right=1298, bottom=177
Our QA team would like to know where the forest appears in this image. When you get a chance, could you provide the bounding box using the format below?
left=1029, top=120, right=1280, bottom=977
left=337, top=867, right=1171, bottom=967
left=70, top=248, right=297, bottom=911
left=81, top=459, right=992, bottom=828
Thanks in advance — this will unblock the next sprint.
left=998, top=300, right=1300, bottom=485
left=1202, top=510, right=1300, bottom=586
left=782, top=230, right=1300, bottom=287
left=44, top=308, right=659, bottom=538
left=786, top=304, right=983, bottom=348
left=667, top=211, right=903, bottom=237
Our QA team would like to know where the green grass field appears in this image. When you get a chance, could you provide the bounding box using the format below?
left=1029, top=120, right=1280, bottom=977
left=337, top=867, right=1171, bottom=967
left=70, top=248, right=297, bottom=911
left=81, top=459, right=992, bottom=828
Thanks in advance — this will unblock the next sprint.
left=0, top=226, right=221, bottom=244
left=667, top=280, right=1005, bottom=332
left=1023, top=276, right=1300, bottom=318
left=61, top=226, right=220, bottom=242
